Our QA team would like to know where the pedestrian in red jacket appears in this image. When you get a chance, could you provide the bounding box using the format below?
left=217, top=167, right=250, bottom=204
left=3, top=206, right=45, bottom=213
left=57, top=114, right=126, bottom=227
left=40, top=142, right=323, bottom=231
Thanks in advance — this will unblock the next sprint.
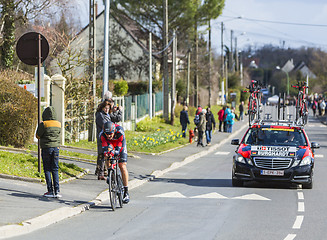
left=217, top=106, right=225, bottom=132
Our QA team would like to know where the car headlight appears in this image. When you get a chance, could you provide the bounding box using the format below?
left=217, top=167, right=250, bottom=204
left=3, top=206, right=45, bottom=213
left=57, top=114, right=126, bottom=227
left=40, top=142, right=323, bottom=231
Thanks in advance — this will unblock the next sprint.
left=234, top=154, right=253, bottom=165
left=299, top=156, right=312, bottom=166
left=292, top=156, right=312, bottom=167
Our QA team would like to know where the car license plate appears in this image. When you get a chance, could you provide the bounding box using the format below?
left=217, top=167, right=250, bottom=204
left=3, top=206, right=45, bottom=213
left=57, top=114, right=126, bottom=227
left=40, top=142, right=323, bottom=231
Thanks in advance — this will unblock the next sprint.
left=260, top=170, right=284, bottom=176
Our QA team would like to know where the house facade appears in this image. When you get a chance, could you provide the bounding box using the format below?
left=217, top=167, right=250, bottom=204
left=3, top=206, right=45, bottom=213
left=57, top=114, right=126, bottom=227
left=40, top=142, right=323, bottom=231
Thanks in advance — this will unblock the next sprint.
left=51, top=10, right=161, bottom=82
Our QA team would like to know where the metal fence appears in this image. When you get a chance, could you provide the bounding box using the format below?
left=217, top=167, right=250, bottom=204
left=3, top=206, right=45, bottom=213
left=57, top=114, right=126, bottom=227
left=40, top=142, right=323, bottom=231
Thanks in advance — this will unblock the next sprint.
left=64, top=91, right=163, bottom=142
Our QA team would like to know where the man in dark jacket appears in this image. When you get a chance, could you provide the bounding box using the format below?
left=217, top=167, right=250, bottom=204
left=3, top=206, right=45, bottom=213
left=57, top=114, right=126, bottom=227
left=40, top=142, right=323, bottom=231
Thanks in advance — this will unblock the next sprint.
left=205, top=107, right=216, bottom=145
left=180, top=106, right=190, bottom=138
left=36, top=106, right=62, bottom=198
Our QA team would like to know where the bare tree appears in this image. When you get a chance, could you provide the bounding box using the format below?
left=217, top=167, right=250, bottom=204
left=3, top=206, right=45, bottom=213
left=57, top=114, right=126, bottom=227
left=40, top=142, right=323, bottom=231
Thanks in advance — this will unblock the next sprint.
left=0, top=0, right=70, bottom=68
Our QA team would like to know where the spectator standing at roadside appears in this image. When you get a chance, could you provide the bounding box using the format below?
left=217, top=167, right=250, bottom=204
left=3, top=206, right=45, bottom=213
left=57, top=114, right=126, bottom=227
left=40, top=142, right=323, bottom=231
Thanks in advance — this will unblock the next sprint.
left=95, top=97, right=123, bottom=180
left=217, top=106, right=225, bottom=132
left=193, top=106, right=202, bottom=141
left=36, top=106, right=62, bottom=198
left=180, top=106, right=190, bottom=138
left=239, top=101, right=244, bottom=121
left=197, top=108, right=206, bottom=147
left=312, top=100, right=317, bottom=117
left=223, top=105, right=231, bottom=132
left=226, top=108, right=235, bottom=133
left=95, top=100, right=111, bottom=180
left=320, top=99, right=326, bottom=116
left=205, top=107, right=216, bottom=145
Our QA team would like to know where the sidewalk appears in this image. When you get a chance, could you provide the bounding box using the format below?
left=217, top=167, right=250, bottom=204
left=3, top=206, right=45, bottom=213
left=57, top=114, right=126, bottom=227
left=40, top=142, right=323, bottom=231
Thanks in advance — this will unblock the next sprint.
left=0, top=120, right=248, bottom=239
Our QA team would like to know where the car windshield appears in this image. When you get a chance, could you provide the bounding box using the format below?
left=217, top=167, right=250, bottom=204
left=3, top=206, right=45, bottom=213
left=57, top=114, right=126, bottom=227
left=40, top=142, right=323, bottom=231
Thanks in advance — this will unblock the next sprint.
left=243, top=127, right=307, bottom=146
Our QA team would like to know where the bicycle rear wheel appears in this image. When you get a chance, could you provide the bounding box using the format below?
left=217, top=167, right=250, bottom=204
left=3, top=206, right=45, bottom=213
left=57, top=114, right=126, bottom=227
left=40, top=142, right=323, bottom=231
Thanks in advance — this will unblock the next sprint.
left=117, top=174, right=123, bottom=208
left=108, top=170, right=117, bottom=211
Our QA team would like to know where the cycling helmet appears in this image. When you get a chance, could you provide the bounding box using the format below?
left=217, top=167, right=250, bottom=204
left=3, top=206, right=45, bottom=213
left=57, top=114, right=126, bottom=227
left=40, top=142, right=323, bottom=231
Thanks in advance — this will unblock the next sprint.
left=104, top=121, right=116, bottom=134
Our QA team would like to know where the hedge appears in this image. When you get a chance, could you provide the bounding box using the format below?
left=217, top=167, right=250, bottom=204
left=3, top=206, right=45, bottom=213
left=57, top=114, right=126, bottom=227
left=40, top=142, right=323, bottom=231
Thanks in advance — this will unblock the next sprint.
left=0, top=77, right=37, bottom=147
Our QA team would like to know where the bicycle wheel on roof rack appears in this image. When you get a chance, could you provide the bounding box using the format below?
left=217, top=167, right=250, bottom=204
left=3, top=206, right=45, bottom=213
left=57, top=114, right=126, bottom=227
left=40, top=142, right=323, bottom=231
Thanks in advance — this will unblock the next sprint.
left=248, top=97, right=255, bottom=126
left=296, top=93, right=301, bottom=122
left=301, top=99, right=309, bottom=125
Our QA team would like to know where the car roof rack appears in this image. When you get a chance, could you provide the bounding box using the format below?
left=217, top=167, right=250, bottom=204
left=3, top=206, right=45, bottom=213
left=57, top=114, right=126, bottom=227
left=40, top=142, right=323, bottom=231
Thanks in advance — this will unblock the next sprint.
left=250, top=119, right=304, bottom=128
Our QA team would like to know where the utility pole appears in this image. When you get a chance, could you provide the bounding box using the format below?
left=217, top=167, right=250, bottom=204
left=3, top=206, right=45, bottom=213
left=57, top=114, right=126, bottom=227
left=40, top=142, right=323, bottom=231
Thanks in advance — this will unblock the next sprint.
left=171, top=30, right=176, bottom=125
left=194, top=20, right=199, bottom=107
left=221, top=22, right=224, bottom=104
left=230, top=30, right=233, bottom=72
left=186, top=49, right=190, bottom=106
left=149, top=32, right=152, bottom=119
left=89, top=0, right=97, bottom=141
left=208, top=20, right=212, bottom=107
left=102, top=0, right=110, bottom=96
left=235, top=37, right=238, bottom=72
left=163, top=0, right=169, bottom=121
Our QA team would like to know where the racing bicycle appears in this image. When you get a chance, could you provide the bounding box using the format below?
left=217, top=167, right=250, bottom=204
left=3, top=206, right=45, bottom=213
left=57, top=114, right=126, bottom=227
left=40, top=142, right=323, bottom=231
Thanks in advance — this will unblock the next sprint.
left=292, top=81, right=309, bottom=125
left=245, top=80, right=262, bottom=126
left=105, top=153, right=124, bottom=211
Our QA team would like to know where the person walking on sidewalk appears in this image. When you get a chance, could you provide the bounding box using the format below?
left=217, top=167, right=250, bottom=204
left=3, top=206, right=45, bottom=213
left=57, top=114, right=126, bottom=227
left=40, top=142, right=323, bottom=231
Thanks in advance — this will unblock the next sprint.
left=101, top=121, right=130, bottom=204
left=205, top=107, right=216, bottom=145
left=197, top=108, right=206, bottom=147
left=36, top=106, right=62, bottom=198
left=217, top=106, right=225, bottom=132
left=180, top=105, right=190, bottom=138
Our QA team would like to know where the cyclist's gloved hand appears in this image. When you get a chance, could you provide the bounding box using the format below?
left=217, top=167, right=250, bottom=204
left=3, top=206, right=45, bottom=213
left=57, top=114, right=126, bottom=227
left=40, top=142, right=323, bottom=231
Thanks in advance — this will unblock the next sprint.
left=104, top=151, right=114, bottom=158
left=112, top=150, right=119, bottom=157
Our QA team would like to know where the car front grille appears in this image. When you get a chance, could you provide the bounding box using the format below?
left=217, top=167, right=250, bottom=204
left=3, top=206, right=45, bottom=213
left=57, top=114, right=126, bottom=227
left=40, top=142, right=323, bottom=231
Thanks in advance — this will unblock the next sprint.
left=253, top=157, right=292, bottom=169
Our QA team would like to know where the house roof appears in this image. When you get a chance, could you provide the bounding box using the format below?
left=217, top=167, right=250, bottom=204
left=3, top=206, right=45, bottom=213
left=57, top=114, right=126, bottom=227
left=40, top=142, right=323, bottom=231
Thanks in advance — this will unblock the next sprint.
left=77, top=9, right=162, bottom=60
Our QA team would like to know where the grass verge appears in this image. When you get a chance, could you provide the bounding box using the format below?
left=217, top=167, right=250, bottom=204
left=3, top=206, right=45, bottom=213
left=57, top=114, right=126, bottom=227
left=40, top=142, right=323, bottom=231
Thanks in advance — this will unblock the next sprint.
left=0, top=151, right=84, bottom=181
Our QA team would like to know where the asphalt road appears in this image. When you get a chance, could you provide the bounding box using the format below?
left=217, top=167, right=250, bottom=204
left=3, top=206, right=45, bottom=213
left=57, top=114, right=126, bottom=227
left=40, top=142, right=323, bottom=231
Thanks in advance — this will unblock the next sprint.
left=9, top=106, right=327, bottom=240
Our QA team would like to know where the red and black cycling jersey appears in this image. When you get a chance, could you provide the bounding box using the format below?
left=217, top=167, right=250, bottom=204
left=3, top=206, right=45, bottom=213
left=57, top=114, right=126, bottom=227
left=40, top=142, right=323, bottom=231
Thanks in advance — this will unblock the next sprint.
left=100, top=124, right=126, bottom=156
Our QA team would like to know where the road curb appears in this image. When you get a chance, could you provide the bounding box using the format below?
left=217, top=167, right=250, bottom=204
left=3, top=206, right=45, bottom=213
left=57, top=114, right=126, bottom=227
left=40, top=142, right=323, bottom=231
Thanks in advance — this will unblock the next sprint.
left=0, top=123, right=247, bottom=239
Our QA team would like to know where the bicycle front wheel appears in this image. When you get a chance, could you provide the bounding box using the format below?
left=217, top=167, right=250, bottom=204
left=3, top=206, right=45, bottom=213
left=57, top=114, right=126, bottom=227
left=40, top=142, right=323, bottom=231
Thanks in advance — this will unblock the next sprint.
left=108, top=170, right=117, bottom=211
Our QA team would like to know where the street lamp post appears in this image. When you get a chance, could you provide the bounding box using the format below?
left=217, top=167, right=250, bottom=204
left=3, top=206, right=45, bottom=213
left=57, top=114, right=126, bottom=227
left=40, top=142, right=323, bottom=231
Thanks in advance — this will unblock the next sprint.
left=276, top=66, right=290, bottom=96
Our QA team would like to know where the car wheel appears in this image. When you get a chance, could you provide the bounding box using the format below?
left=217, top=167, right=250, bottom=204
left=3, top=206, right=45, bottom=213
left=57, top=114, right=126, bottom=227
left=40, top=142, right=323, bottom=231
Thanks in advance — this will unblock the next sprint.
left=232, top=179, right=244, bottom=187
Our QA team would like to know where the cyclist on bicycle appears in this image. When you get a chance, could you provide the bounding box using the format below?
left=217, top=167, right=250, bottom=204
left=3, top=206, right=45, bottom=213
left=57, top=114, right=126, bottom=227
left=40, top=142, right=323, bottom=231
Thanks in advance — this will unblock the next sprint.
left=101, top=121, right=130, bottom=204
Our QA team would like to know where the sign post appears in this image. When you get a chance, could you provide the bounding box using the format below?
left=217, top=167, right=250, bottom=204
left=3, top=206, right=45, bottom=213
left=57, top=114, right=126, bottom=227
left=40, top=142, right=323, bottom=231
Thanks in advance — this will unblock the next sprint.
left=16, top=32, right=49, bottom=173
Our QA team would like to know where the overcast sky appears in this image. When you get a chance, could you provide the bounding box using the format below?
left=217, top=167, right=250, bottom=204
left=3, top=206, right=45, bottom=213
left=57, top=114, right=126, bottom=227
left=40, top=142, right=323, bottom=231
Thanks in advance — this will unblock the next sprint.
left=77, top=0, right=327, bottom=53
left=211, top=0, right=327, bottom=53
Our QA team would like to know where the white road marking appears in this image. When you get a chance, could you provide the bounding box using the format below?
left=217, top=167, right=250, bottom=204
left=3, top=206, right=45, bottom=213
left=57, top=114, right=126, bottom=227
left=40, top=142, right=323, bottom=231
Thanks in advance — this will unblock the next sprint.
left=298, top=192, right=304, bottom=200
left=190, top=192, right=228, bottom=199
left=284, top=234, right=296, bottom=240
left=292, top=215, right=304, bottom=229
left=315, top=154, right=324, bottom=158
left=147, top=192, right=270, bottom=201
left=298, top=202, right=305, bottom=212
left=232, top=194, right=271, bottom=201
left=297, top=185, right=302, bottom=190
left=214, top=151, right=230, bottom=155
left=148, top=191, right=187, bottom=198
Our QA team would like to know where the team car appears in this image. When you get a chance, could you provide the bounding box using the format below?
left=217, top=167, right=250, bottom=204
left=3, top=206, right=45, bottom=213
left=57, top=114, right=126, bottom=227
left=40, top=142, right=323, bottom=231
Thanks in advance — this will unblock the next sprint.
left=231, top=121, right=320, bottom=189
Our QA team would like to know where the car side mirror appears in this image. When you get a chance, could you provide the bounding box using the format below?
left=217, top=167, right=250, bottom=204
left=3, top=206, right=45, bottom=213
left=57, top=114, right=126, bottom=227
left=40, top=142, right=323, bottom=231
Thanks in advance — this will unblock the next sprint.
left=311, top=142, right=320, bottom=149
left=231, top=139, right=239, bottom=145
